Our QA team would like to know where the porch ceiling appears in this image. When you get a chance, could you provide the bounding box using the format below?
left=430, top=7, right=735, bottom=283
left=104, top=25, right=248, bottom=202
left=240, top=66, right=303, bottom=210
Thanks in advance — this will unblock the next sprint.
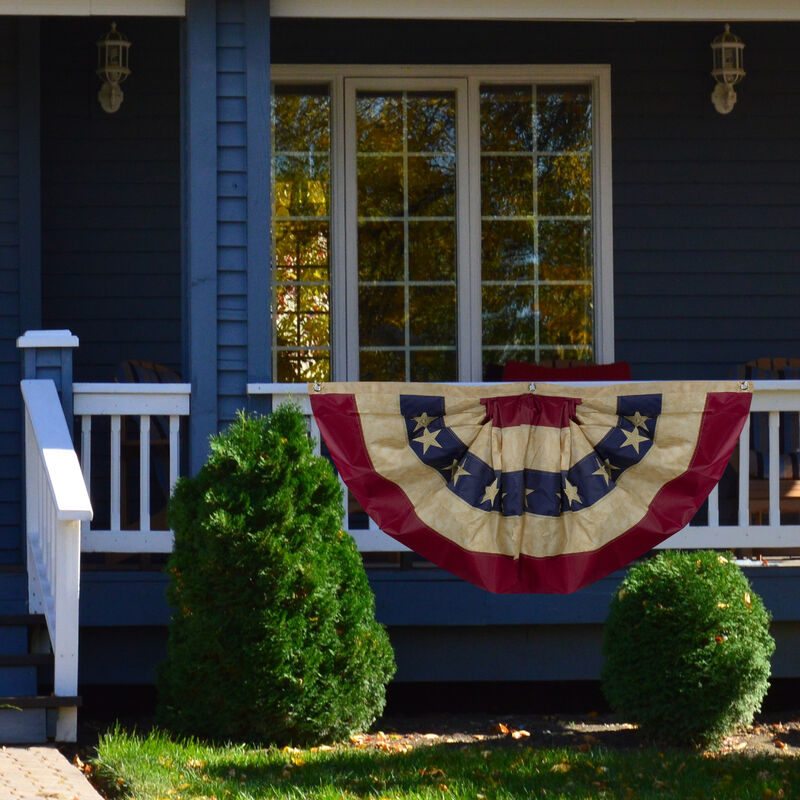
left=0, top=0, right=183, bottom=15
left=271, top=0, right=800, bottom=21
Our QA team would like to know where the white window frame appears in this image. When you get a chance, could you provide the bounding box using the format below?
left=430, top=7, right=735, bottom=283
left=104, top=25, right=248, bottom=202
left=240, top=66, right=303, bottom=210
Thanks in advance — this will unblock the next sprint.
left=271, top=64, right=614, bottom=382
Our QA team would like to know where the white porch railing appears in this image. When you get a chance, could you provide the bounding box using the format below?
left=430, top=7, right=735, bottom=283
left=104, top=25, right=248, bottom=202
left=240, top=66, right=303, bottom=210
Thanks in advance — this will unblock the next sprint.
left=73, top=382, right=191, bottom=553
left=248, top=381, right=800, bottom=554
left=21, top=379, right=92, bottom=742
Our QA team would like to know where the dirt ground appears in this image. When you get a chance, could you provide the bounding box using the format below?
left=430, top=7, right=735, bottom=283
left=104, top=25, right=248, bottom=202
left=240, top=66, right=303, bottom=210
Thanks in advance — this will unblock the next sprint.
left=355, top=711, right=800, bottom=756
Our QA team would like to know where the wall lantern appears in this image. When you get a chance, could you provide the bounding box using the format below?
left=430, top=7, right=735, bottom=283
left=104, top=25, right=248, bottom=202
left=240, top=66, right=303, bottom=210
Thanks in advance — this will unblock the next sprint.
left=710, top=23, right=745, bottom=114
left=96, top=22, right=131, bottom=114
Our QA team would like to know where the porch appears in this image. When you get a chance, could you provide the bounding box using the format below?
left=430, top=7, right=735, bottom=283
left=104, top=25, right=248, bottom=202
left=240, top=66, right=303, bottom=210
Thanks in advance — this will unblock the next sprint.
left=16, top=327, right=800, bottom=740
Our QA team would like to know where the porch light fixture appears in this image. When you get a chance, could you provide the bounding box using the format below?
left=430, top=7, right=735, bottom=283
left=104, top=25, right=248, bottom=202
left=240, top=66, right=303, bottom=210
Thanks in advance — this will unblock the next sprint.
left=96, top=22, right=131, bottom=114
left=710, top=23, right=745, bottom=114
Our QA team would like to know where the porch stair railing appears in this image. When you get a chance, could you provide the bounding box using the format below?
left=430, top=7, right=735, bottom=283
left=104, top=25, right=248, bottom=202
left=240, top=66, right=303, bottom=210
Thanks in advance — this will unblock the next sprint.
left=248, top=381, right=800, bottom=554
left=21, top=379, right=92, bottom=742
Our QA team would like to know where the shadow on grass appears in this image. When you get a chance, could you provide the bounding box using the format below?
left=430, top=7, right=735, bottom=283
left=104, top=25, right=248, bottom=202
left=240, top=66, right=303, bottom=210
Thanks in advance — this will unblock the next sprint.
left=188, top=737, right=800, bottom=800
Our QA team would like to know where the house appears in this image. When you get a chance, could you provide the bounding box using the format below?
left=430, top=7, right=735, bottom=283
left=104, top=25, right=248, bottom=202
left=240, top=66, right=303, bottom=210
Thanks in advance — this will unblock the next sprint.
left=3, top=0, right=800, bottom=743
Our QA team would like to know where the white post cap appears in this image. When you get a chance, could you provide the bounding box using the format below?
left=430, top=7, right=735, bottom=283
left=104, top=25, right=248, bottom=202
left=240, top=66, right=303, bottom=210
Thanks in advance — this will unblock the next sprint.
left=17, top=330, right=80, bottom=349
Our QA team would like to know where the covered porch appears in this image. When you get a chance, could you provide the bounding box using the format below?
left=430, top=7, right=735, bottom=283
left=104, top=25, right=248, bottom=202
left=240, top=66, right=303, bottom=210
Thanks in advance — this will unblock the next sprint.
left=5, top=0, right=800, bottom=741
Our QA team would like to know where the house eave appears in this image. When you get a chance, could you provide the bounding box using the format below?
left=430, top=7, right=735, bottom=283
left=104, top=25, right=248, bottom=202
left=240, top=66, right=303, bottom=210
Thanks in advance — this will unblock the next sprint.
left=271, top=0, right=800, bottom=21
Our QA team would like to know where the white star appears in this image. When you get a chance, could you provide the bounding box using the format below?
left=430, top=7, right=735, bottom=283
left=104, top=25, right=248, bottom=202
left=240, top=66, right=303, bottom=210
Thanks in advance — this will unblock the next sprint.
left=411, top=411, right=437, bottom=432
left=625, top=411, right=650, bottom=431
left=592, top=458, right=611, bottom=486
left=563, top=479, right=582, bottom=507
left=620, top=427, right=649, bottom=454
left=414, top=426, right=442, bottom=454
left=482, top=478, right=500, bottom=506
left=446, top=459, right=470, bottom=486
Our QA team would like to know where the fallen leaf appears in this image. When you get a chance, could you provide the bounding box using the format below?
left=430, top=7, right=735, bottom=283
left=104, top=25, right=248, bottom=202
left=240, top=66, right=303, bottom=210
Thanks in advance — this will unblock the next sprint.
left=511, top=729, right=531, bottom=739
left=497, top=723, right=510, bottom=734
left=551, top=763, right=571, bottom=773
left=775, top=740, right=787, bottom=749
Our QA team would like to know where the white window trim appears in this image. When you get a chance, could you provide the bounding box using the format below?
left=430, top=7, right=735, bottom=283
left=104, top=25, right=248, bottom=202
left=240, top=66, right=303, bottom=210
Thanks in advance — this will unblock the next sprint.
left=272, top=64, right=615, bottom=380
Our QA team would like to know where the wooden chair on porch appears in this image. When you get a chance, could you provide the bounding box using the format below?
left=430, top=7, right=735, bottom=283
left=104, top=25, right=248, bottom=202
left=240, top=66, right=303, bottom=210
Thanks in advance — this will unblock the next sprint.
left=738, top=358, right=800, bottom=524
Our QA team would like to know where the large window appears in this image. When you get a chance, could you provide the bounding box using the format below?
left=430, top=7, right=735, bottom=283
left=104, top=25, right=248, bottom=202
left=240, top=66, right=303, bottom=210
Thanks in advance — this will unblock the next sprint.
left=271, top=67, right=613, bottom=383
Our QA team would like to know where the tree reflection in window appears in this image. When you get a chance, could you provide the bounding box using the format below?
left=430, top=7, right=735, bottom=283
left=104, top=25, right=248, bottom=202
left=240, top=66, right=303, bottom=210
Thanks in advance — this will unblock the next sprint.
left=356, top=91, right=458, bottom=381
left=271, top=85, right=332, bottom=382
left=480, top=84, right=593, bottom=371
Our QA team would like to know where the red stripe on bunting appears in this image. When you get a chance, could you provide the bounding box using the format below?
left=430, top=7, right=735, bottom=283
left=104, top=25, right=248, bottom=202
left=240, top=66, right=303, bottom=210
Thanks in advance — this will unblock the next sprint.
left=480, top=394, right=581, bottom=429
left=311, top=391, right=750, bottom=594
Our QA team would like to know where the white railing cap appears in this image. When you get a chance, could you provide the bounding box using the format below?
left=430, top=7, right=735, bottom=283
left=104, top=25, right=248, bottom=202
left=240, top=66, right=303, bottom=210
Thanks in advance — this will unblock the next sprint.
left=21, top=380, right=92, bottom=521
left=17, top=329, right=79, bottom=349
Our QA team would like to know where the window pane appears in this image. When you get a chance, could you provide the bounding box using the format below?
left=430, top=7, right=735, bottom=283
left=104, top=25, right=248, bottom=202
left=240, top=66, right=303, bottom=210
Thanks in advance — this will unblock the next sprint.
left=480, top=156, right=533, bottom=217
left=537, top=154, right=591, bottom=216
left=539, top=220, right=592, bottom=282
left=539, top=284, right=593, bottom=347
left=356, top=90, right=458, bottom=381
left=273, top=85, right=330, bottom=153
left=479, top=82, right=594, bottom=370
left=407, top=155, right=455, bottom=217
left=271, top=85, right=331, bottom=382
left=537, top=85, right=592, bottom=152
left=411, top=350, right=457, bottom=382
left=360, top=350, right=405, bottom=381
left=482, top=285, right=537, bottom=346
left=357, top=155, right=404, bottom=217
left=357, top=92, right=403, bottom=152
left=408, top=221, right=455, bottom=281
left=358, top=221, right=404, bottom=282
left=480, top=85, right=533, bottom=151
left=407, top=92, right=456, bottom=152
left=409, top=285, right=456, bottom=346
left=481, top=220, right=535, bottom=282
left=359, top=285, right=405, bottom=346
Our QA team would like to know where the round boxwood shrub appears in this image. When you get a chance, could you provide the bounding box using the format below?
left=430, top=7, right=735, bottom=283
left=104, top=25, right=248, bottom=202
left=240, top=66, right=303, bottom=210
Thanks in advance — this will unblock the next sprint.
left=602, top=550, right=774, bottom=749
left=157, top=406, right=395, bottom=745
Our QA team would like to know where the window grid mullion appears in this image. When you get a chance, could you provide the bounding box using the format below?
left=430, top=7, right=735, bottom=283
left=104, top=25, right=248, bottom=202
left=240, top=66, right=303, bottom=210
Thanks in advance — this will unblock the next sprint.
left=532, top=83, right=540, bottom=364
left=402, top=91, right=411, bottom=381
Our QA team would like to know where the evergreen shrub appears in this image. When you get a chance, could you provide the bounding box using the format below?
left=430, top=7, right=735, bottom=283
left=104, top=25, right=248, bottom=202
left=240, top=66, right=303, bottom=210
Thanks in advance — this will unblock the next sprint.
left=157, top=406, right=395, bottom=745
left=602, top=550, right=774, bottom=749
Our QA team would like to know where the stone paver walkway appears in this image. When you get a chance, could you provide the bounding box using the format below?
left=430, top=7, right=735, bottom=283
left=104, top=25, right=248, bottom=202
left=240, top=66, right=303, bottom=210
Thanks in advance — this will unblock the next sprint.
left=0, top=746, right=102, bottom=800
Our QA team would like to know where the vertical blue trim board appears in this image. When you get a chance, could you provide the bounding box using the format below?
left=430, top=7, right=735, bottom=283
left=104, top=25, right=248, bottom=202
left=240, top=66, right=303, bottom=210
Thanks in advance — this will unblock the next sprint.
left=183, top=0, right=219, bottom=473
left=246, top=0, right=271, bottom=415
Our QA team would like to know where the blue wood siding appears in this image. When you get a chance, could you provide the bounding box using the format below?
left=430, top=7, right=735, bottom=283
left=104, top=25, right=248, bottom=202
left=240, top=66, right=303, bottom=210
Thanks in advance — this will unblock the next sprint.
left=271, top=20, right=800, bottom=380
left=40, top=19, right=181, bottom=383
left=0, top=20, right=20, bottom=563
left=78, top=566, right=800, bottom=683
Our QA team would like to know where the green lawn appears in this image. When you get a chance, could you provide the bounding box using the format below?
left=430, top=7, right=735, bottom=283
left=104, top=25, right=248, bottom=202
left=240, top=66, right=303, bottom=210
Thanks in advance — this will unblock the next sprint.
left=92, top=727, right=799, bottom=800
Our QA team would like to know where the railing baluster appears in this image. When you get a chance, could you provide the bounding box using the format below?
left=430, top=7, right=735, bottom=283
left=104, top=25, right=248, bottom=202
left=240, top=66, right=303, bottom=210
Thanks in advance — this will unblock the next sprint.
left=80, top=415, right=92, bottom=536
left=768, top=411, right=780, bottom=526
left=738, top=415, right=750, bottom=527
left=110, top=415, right=121, bottom=532
left=140, top=415, right=151, bottom=532
left=169, top=415, right=179, bottom=492
left=707, top=484, right=719, bottom=527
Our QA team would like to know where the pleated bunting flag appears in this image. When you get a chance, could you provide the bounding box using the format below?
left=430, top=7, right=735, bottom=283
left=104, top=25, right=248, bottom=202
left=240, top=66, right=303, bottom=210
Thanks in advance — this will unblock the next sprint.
left=310, top=381, right=752, bottom=594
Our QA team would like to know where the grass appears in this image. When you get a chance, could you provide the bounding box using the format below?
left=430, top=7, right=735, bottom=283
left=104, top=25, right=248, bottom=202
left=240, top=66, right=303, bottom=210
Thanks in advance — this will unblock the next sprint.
left=92, top=726, right=800, bottom=800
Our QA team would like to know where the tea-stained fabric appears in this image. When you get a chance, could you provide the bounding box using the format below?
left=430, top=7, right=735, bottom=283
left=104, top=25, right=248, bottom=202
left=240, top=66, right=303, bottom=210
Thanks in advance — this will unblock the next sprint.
left=310, top=381, right=751, bottom=594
